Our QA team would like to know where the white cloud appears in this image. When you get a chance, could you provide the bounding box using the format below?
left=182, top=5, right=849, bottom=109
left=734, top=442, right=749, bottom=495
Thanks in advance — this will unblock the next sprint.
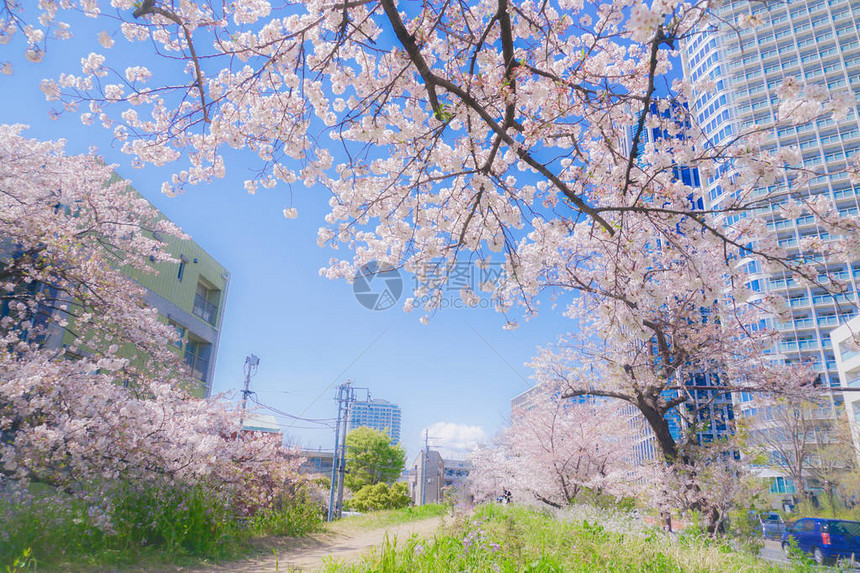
left=423, top=422, right=487, bottom=458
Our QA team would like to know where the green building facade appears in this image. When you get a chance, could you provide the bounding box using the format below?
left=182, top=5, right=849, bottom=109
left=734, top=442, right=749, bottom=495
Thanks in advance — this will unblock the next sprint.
left=54, top=188, right=230, bottom=398
left=134, top=227, right=230, bottom=398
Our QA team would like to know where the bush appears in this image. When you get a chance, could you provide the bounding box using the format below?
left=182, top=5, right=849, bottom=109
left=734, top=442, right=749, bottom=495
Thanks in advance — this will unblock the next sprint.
left=0, top=488, right=99, bottom=569
left=249, top=485, right=324, bottom=537
left=0, top=481, right=242, bottom=570
left=348, top=483, right=411, bottom=512
left=108, top=481, right=240, bottom=557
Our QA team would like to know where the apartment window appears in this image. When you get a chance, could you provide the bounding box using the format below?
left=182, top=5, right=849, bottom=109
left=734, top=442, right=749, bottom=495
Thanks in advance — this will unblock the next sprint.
left=177, top=256, right=186, bottom=282
left=770, top=477, right=797, bottom=495
left=184, top=337, right=211, bottom=382
left=193, top=281, right=220, bottom=326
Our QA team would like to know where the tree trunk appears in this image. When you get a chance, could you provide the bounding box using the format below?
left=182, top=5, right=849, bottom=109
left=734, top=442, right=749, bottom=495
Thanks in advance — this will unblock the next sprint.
left=635, top=399, right=726, bottom=536
left=636, top=397, right=678, bottom=463
left=533, top=492, right=563, bottom=509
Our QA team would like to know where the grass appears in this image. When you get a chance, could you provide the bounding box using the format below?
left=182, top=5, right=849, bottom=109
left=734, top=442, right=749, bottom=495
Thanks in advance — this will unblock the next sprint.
left=323, top=504, right=789, bottom=572
left=0, top=481, right=325, bottom=571
left=328, top=504, right=448, bottom=535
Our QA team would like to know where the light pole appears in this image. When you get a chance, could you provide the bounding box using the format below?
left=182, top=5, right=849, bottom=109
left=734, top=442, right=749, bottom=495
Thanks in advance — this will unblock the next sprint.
left=238, top=353, right=260, bottom=431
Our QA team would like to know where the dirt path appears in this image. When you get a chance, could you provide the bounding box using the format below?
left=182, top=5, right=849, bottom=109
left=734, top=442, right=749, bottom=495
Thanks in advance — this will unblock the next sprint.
left=153, top=516, right=443, bottom=573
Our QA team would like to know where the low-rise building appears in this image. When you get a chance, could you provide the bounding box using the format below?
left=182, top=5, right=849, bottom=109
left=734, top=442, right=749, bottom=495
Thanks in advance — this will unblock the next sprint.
left=298, top=449, right=335, bottom=476
left=123, top=211, right=229, bottom=397
left=31, top=183, right=229, bottom=397
left=832, top=316, right=860, bottom=464
left=408, top=451, right=474, bottom=505
left=408, top=450, right=444, bottom=505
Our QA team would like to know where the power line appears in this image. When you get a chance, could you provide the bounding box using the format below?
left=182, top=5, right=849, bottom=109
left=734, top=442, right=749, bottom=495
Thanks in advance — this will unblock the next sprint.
left=249, top=395, right=337, bottom=425
left=284, top=325, right=392, bottom=433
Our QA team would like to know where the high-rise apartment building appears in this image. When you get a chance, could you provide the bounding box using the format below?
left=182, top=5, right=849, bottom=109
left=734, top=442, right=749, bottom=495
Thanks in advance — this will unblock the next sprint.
left=619, top=103, right=735, bottom=464
left=347, top=398, right=402, bottom=443
left=682, top=0, right=860, bottom=417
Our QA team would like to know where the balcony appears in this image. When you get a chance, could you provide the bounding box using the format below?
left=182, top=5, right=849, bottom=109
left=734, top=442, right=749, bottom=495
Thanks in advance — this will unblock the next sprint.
left=780, top=340, right=799, bottom=352
left=184, top=342, right=211, bottom=382
left=818, top=315, right=839, bottom=327
left=193, top=293, right=219, bottom=326
left=793, top=317, right=816, bottom=329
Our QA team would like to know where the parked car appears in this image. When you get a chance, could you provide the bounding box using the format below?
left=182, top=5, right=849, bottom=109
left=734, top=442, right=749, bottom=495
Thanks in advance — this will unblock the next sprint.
left=781, top=517, right=860, bottom=565
left=752, top=512, right=787, bottom=540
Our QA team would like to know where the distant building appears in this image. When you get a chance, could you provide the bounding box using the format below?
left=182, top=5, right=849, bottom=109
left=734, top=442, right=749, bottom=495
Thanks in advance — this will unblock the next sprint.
left=298, top=449, right=335, bottom=476
left=347, top=398, right=402, bottom=443
left=618, top=104, right=734, bottom=463
left=241, top=412, right=281, bottom=434
left=442, top=458, right=473, bottom=491
left=407, top=451, right=473, bottom=505
left=511, top=382, right=587, bottom=419
left=511, top=385, right=544, bottom=417
left=408, top=450, right=444, bottom=505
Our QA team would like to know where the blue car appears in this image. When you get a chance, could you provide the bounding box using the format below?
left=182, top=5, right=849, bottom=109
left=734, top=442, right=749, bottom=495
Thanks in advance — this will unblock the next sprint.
left=781, top=517, right=860, bottom=565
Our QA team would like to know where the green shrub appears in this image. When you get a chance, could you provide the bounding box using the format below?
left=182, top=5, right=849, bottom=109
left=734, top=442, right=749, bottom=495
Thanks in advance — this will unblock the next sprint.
left=348, top=483, right=411, bottom=512
left=0, top=481, right=241, bottom=570
left=108, top=481, right=240, bottom=557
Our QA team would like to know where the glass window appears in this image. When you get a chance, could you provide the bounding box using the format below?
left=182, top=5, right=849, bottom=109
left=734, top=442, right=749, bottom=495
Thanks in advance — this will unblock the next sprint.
left=184, top=338, right=212, bottom=382
left=193, top=281, right=220, bottom=326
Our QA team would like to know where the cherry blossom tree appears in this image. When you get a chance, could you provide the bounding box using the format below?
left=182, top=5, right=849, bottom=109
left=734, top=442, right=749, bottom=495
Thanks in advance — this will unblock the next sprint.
left=1, top=1, right=856, bottom=296
left=470, top=389, right=631, bottom=508
left=525, top=249, right=818, bottom=532
left=741, top=396, right=855, bottom=507
left=3, top=0, right=860, bottom=528
left=2, top=4, right=857, bottom=333
left=0, top=125, right=301, bottom=522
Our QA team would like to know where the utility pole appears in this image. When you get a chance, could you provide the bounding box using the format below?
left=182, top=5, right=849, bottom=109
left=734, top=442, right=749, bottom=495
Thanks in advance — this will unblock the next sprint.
left=328, top=380, right=354, bottom=521
left=328, top=381, right=346, bottom=521
left=422, top=429, right=430, bottom=505
left=326, top=380, right=370, bottom=521
left=336, top=389, right=351, bottom=518
left=238, top=353, right=260, bottom=431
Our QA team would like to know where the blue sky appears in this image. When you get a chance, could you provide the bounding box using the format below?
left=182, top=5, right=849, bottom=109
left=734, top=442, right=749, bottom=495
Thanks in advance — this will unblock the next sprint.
left=0, top=12, right=576, bottom=459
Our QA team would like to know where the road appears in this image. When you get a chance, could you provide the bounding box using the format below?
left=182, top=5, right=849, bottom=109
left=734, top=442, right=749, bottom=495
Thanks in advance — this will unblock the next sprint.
left=759, top=539, right=789, bottom=565
left=143, top=516, right=443, bottom=573
left=760, top=539, right=860, bottom=569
